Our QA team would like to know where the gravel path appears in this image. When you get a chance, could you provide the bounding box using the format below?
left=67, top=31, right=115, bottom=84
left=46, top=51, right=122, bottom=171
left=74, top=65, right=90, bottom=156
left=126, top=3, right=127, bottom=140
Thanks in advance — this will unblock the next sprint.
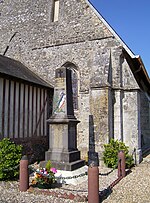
left=0, top=155, right=149, bottom=203
left=103, top=155, right=150, bottom=203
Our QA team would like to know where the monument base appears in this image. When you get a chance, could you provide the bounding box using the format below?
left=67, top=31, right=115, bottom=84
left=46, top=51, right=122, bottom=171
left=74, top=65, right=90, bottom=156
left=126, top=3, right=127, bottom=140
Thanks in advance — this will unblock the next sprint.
left=40, top=150, right=85, bottom=171
left=41, top=159, right=85, bottom=171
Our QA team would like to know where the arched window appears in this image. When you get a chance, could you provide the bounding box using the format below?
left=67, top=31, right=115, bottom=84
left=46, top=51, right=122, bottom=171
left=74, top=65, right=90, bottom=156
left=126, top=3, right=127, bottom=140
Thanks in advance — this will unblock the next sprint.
left=62, top=63, right=79, bottom=110
left=71, top=69, right=78, bottom=110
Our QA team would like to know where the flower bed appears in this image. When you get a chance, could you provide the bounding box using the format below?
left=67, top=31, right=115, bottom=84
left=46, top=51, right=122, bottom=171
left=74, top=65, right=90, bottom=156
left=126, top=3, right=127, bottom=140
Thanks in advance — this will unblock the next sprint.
left=31, top=161, right=57, bottom=189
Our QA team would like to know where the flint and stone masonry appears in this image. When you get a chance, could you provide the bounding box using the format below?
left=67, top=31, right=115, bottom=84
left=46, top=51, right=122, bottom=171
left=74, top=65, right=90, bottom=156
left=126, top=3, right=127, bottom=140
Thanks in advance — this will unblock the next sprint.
left=0, top=0, right=149, bottom=164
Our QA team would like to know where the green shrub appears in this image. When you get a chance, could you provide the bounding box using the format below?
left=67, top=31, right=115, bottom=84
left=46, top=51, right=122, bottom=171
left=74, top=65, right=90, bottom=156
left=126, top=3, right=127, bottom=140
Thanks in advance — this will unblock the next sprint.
left=103, top=139, right=134, bottom=169
left=0, top=138, right=22, bottom=180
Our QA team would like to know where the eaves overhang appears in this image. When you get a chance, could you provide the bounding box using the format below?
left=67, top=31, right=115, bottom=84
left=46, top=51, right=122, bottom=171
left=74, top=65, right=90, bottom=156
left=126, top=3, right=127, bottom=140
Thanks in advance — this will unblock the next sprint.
left=0, top=55, right=53, bottom=89
left=123, top=48, right=150, bottom=96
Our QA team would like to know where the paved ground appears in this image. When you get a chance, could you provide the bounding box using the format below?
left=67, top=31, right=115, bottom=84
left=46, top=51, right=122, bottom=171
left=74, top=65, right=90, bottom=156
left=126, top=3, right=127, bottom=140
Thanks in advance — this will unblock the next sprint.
left=0, top=154, right=150, bottom=202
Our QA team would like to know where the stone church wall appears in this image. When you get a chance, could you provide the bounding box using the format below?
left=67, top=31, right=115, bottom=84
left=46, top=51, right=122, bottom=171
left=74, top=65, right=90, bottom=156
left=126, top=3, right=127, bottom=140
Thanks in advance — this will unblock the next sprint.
left=0, top=0, right=149, bottom=162
left=140, top=92, right=150, bottom=149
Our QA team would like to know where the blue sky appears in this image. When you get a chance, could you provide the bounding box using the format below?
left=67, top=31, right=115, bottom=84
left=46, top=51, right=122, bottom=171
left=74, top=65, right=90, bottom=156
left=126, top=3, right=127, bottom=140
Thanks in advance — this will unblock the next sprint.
left=90, top=0, right=150, bottom=76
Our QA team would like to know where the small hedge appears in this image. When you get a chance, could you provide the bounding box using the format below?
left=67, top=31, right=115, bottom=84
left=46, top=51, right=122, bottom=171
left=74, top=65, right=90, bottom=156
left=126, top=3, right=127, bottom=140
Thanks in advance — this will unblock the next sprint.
left=103, top=139, right=134, bottom=169
left=0, top=138, right=22, bottom=180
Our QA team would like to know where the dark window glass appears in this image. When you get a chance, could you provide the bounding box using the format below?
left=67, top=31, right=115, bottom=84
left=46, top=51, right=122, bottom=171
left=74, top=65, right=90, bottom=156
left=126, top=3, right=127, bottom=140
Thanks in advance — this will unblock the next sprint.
left=71, top=70, right=78, bottom=110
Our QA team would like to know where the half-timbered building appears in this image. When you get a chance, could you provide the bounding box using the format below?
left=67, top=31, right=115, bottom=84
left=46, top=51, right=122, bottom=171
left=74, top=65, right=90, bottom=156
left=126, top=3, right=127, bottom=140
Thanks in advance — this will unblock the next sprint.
left=0, top=55, right=53, bottom=161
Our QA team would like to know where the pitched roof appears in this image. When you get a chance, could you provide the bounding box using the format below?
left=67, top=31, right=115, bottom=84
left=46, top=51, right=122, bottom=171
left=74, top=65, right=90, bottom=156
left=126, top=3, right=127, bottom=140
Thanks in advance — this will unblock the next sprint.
left=123, top=48, right=150, bottom=96
left=0, top=55, right=53, bottom=88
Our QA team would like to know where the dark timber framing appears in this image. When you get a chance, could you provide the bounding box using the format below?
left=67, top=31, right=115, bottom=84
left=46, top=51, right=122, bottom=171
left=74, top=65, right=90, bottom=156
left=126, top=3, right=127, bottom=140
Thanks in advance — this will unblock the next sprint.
left=0, top=55, right=53, bottom=142
left=0, top=76, right=53, bottom=140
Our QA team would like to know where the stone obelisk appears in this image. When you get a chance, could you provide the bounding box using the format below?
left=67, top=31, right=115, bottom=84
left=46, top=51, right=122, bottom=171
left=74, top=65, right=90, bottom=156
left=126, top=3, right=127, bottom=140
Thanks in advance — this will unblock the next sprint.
left=44, top=67, right=84, bottom=171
